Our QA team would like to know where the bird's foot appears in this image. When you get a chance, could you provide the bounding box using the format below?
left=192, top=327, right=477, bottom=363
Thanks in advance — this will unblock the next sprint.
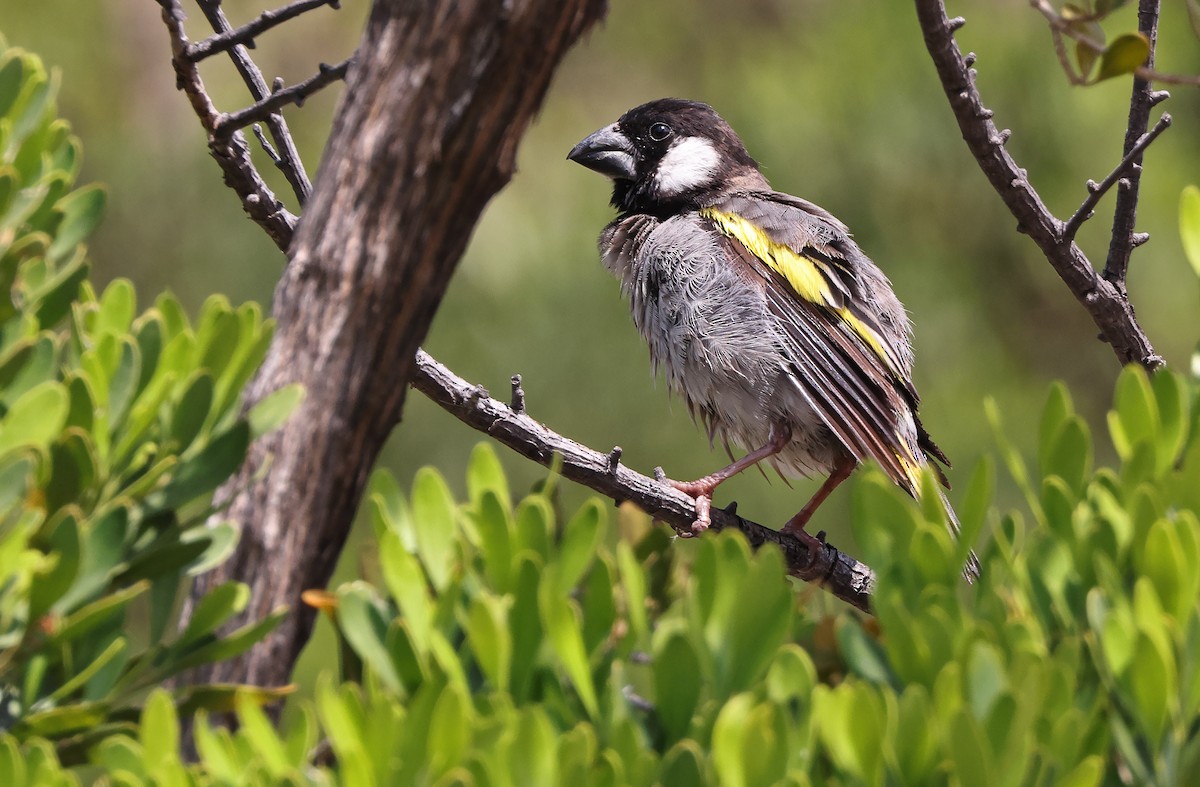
left=656, top=467, right=719, bottom=536
left=781, top=517, right=825, bottom=565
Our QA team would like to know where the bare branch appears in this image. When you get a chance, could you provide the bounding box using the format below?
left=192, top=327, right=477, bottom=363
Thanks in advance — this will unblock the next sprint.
left=1104, top=0, right=1163, bottom=292
left=185, top=0, right=341, bottom=62
left=913, top=0, right=1163, bottom=370
left=1063, top=112, right=1172, bottom=242
left=194, top=0, right=323, bottom=204
left=410, top=349, right=877, bottom=613
left=213, top=59, right=352, bottom=139
left=156, top=0, right=298, bottom=250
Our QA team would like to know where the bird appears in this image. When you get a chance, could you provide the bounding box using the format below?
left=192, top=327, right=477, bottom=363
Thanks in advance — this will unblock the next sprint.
left=567, top=97, right=979, bottom=581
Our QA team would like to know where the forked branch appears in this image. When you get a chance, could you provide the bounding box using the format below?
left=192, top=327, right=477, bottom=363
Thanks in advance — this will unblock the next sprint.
left=913, top=0, right=1165, bottom=370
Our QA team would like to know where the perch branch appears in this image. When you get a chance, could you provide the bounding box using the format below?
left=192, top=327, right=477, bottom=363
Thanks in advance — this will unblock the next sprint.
left=410, top=349, right=877, bottom=613
left=1063, top=112, right=1172, bottom=242
left=913, top=0, right=1164, bottom=370
left=185, top=0, right=341, bottom=63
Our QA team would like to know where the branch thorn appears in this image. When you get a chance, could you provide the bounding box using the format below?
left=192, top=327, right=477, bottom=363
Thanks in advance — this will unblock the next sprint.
left=964, top=51, right=976, bottom=66
left=509, top=374, right=525, bottom=414
left=948, top=16, right=966, bottom=31
left=1130, top=232, right=1150, bottom=247
left=654, top=466, right=667, bottom=483
left=607, top=446, right=622, bottom=474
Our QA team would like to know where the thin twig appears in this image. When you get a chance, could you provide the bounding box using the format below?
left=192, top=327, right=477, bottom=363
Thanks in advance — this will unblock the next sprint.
left=195, top=0, right=321, bottom=204
left=1031, top=0, right=1200, bottom=87
left=409, top=349, right=877, bottom=613
left=913, top=0, right=1163, bottom=370
left=1063, top=112, right=1172, bottom=242
left=1104, top=0, right=1163, bottom=292
left=185, top=0, right=341, bottom=62
left=213, top=59, right=352, bottom=139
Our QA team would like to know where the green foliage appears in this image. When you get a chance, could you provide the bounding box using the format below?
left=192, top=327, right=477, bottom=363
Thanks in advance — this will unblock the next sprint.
left=845, top=365, right=1200, bottom=786
left=3, top=366, right=1200, bottom=784
left=0, top=37, right=296, bottom=765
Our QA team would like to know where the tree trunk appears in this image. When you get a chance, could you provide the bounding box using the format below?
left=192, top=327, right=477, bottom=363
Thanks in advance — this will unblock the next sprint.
left=185, top=0, right=607, bottom=689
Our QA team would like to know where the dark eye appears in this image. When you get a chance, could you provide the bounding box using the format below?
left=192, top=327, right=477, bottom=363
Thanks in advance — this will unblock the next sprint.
left=648, top=122, right=672, bottom=142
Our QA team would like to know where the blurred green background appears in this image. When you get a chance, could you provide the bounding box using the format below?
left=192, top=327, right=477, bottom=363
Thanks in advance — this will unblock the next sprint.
left=5, top=0, right=1199, bottom=667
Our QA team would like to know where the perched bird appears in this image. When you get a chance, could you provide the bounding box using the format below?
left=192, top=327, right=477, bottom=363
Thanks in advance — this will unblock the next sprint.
left=568, top=98, right=979, bottom=580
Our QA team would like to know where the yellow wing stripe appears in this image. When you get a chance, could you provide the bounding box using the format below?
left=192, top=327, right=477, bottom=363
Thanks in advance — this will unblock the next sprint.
left=700, top=207, right=901, bottom=377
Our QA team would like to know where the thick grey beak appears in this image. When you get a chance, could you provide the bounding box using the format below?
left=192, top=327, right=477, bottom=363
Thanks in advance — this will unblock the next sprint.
left=567, top=123, right=636, bottom=181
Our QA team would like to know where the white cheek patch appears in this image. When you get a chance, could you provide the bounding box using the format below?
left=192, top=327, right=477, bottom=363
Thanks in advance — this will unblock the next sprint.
left=653, top=137, right=721, bottom=197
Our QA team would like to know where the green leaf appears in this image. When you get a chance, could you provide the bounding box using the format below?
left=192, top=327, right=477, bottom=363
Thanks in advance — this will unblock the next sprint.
left=246, top=383, right=304, bottom=438
left=46, top=184, right=105, bottom=261
left=1076, top=40, right=1099, bottom=80
left=179, top=581, right=250, bottom=646
left=106, top=338, right=140, bottom=430
left=337, top=583, right=402, bottom=694
left=539, top=568, right=599, bottom=718
left=410, top=466, right=458, bottom=592
left=465, top=593, right=512, bottom=693
left=19, top=701, right=110, bottom=737
left=711, top=693, right=754, bottom=787
left=235, top=693, right=291, bottom=776
left=140, top=689, right=180, bottom=770
left=467, top=441, right=511, bottom=513
left=1181, top=185, right=1200, bottom=279
left=1110, top=365, right=1158, bottom=461
left=47, top=636, right=126, bottom=703
left=1097, top=33, right=1150, bottom=81
left=170, top=606, right=287, bottom=674
left=29, top=511, right=81, bottom=618
left=378, top=530, right=433, bottom=648
left=837, top=616, right=897, bottom=688
left=170, top=372, right=213, bottom=451
left=94, top=278, right=135, bottom=337
left=0, top=379, right=68, bottom=455
left=472, top=490, right=513, bottom=592
left=556, top=498, right=605, bottom=592
left=965, top=641, right=1007, bottom=721
left=145, top=420, right=249, bottom=511
left=947, top=707, right=994, bottom=787
left=1127, top=630, right=1174, bottom=746
left=652, top=626, right=702, bottom=743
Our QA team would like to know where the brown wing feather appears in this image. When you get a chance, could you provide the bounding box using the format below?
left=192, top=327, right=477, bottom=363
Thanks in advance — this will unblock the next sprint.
left=717, top=232, right=922, bottom=493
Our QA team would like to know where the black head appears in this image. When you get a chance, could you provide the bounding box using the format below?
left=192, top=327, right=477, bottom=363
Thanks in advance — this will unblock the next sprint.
left=567, top=98, right=761, bottom=216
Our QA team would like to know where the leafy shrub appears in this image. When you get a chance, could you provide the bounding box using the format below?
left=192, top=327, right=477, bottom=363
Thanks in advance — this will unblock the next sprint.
left=0, top=36, right=296, bottom=765
left=28, top=363, right=1198, bottom=785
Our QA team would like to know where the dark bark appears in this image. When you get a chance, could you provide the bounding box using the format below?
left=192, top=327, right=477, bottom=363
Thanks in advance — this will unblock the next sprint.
left=185, top=0, right=608, bottom=689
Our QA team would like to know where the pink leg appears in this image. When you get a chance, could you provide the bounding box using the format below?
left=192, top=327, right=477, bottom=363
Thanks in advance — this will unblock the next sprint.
left=780, top=454, right=857, bottom=557
left=664, top=423, right=792, bottom=534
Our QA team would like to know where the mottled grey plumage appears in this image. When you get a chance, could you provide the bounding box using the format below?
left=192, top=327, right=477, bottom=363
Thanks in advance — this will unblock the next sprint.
left=569, top=98, right=979, bottom=580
